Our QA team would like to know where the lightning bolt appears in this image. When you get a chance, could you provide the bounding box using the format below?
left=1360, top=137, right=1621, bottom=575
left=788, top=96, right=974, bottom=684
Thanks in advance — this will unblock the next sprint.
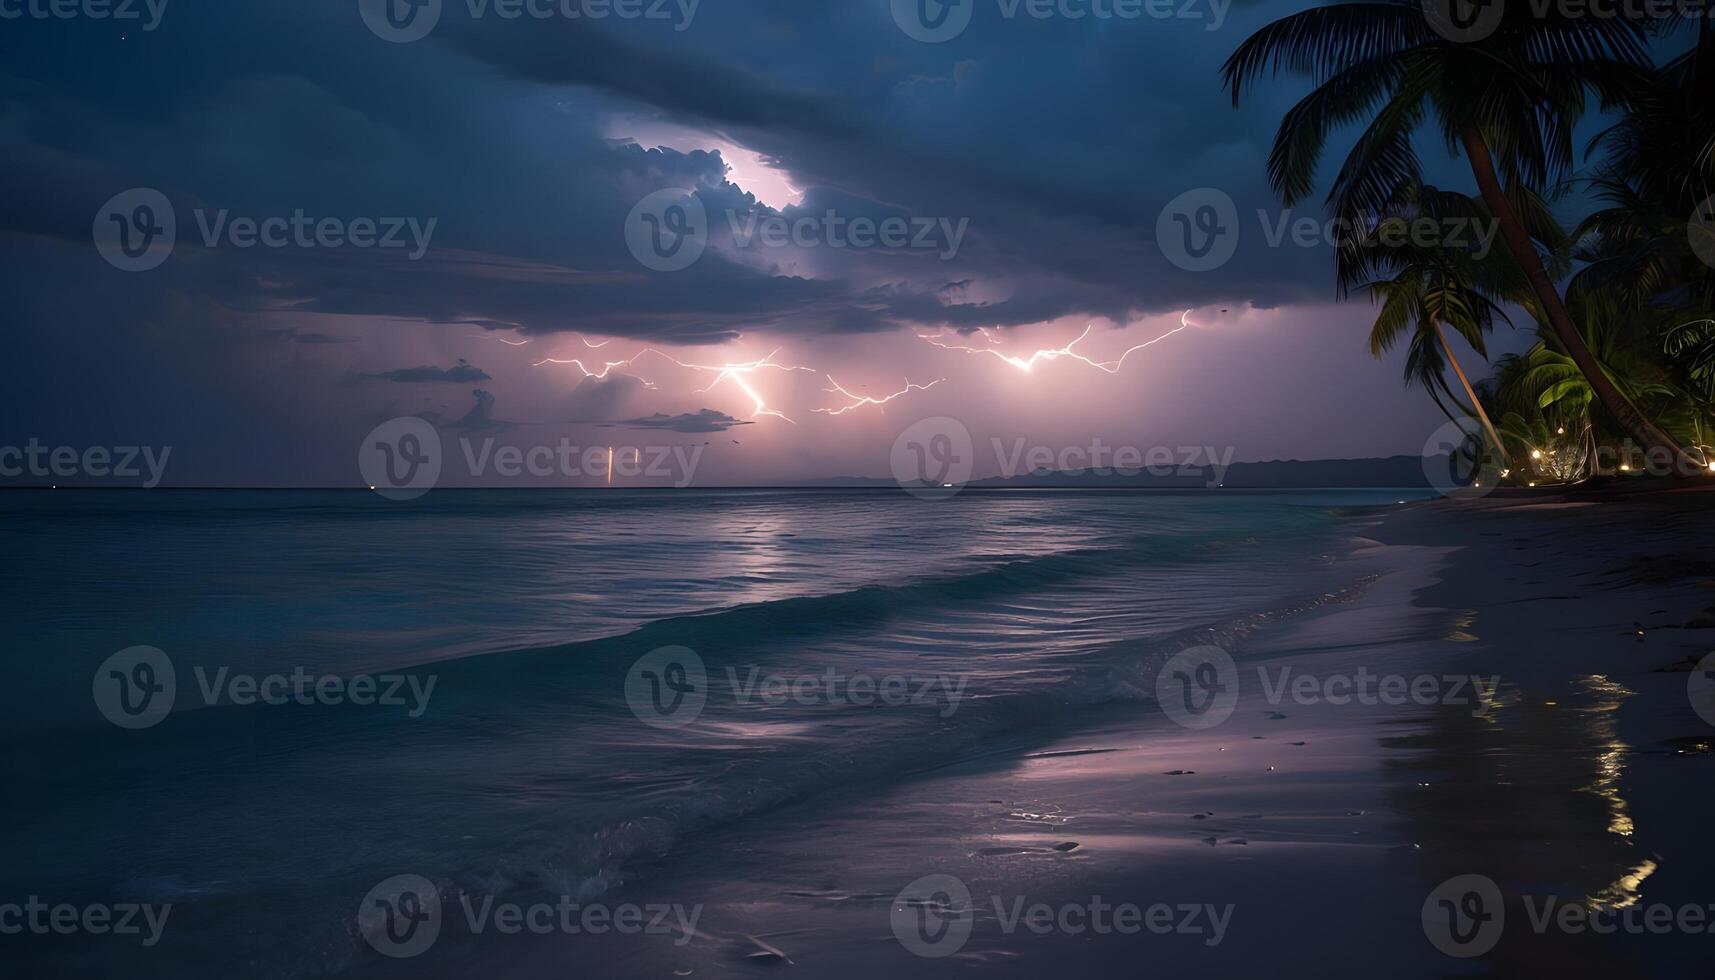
left=635, top=348, right=816, bottom=423
left=919, top=310, right=1195, bottom=374
left=533, top=345, right=815, bottom=422
left=530, top=355, right=636, bottom=378
left=814, top=377, right=946, bottom=416
left=471, top=333, right=532, bottom=346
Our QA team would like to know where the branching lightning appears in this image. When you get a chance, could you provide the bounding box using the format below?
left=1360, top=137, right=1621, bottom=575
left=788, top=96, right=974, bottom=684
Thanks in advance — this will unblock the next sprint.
left=813, top=377, right=946, bottom=416
left=533, top=345, right=818, bottom=422
left=918, top=310, right=1195, bottom=374
left=634, top=348, right=817, bottom=423
left=525, top=312, right=1195, bottom=423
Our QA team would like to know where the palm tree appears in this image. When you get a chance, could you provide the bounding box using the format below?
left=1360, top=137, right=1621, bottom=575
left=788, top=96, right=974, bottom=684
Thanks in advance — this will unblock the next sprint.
left=1490, top=289, right=1708, bottom=473
left=1349, top=186, right=1520, bottom=461
left=1365, top=245, right=1511, bottom=462
left=1222, top=0, right=1697, bottom=470
left=1572, top=31, right=1715, bottom=310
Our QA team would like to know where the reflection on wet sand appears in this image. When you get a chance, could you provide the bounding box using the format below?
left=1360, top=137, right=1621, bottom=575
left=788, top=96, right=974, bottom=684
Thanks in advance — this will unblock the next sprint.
left=1388, top=672, right=1649, bottom=976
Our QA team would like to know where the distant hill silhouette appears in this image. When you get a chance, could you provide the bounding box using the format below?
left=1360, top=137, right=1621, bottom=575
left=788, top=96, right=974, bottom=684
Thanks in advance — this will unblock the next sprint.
left=797, top=455, right=1439, bottom=489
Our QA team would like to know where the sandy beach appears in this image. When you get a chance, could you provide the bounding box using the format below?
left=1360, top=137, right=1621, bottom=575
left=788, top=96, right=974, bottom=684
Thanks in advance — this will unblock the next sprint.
left=394, top=492, right=1715, bottom=980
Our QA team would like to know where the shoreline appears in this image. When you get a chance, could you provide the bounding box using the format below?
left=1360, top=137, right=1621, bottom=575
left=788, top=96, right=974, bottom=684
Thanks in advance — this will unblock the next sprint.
left=419, top=493, right=1715, bottom=979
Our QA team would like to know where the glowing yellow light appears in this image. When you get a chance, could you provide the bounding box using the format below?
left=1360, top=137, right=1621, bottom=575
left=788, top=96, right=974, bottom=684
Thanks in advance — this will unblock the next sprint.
left=1531, top=449, right=1543, bottom=459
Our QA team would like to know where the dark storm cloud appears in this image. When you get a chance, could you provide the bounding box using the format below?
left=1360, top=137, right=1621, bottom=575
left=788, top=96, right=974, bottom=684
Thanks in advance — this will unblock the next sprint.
left=0, top=0, right=1471, bottom=482
left=360, top=359, right=492, bottom=383
left=603, top=409, right=755, bottom=433
left=0, top=0, right=1362, bottom=351
left=448, top=388, right=508, bottom=430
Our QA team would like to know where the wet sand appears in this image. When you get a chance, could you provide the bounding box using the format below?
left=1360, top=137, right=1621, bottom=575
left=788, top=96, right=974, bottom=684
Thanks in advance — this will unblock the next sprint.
left=405, top=492, right=1715, bottom=979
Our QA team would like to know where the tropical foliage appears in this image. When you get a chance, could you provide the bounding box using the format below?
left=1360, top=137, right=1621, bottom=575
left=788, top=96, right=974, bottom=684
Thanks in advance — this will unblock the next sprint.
left=1225, top=4, right=1715, bottom=482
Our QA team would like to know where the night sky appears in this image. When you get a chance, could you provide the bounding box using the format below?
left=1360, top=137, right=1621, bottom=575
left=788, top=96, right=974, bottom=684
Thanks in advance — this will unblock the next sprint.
left=1, top=0, right=1518, bottom=486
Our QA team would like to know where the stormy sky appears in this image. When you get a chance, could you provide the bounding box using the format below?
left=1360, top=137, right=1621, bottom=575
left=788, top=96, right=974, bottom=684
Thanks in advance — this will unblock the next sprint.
left=0, top=0, right=1521, bottom=487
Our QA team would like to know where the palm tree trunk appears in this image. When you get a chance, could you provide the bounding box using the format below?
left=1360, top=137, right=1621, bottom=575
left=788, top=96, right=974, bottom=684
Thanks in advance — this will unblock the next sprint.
left=1431, top=320, right=1508, bottom=470
left=1459, top=128, right=1697, bottom=474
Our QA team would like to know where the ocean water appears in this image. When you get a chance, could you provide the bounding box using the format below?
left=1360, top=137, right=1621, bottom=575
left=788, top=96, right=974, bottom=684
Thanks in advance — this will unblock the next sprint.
left=0, top=487, right=1427, bottom=976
